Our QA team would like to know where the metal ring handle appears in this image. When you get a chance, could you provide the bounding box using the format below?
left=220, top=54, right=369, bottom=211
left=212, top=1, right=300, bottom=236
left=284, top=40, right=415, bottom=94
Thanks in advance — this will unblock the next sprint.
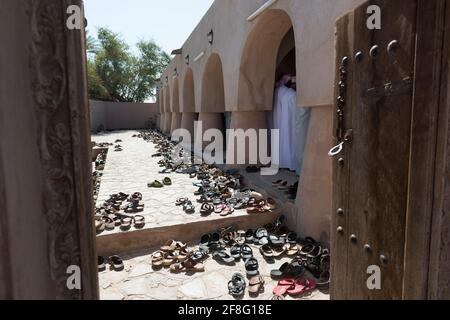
left=328, top=142, right=344, bottom=157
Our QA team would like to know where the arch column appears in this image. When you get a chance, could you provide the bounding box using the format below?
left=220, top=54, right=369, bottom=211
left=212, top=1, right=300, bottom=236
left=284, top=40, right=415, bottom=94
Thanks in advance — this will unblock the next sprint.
left=163, top=113, right=172, bottom=135
left=181, top=112, right=198, bottom=138
left=226, top=111, right=268, bottom=166
left=195, top=112, right=224, bottom=152
left=170, top=112, right=182, bottom=139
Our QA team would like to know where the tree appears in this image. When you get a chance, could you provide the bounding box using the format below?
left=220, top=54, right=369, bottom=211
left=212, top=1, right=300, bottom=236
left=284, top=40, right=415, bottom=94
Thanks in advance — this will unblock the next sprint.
left=86, top=27, right=170, bottom=102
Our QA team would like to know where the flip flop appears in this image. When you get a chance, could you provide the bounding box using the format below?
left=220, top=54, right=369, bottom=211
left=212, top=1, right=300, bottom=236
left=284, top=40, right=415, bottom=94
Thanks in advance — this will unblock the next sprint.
left=286, top=278, right=317, bottom=296
left=213, top=250, right=236, bottom=265
left=273, top=279, right=295, bottom=296
left=214, top=204, right=226, bottom=214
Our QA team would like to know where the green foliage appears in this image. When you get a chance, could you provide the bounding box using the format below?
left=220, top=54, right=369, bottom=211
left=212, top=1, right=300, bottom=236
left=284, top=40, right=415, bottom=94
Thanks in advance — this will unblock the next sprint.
left=86, top=27, right=170, bottom=102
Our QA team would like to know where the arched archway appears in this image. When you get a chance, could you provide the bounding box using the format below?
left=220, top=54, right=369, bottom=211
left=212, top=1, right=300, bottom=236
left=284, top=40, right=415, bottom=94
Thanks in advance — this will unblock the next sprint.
left=197, top=53, right=227, bottom=155
left=170, top=78, right=181, bottom=137
left=227, top=10, right=297, bottom=166
left=181, top=68, right=198, bottom=143
left=237, top=9, right=295, bottom=111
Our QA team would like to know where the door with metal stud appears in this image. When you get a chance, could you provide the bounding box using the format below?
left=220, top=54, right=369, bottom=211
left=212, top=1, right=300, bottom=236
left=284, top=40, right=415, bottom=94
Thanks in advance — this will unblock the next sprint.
left=330, top=0, right=418, bottom=300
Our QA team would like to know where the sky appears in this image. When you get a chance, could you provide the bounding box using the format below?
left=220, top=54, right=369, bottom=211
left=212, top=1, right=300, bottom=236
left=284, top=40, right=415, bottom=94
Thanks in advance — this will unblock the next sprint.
left=84, top=0, right=215, bottom=54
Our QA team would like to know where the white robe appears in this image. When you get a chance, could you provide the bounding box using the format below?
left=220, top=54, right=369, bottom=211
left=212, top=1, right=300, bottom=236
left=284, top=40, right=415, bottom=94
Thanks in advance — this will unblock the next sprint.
left=273, top=85, right=297, bottom=170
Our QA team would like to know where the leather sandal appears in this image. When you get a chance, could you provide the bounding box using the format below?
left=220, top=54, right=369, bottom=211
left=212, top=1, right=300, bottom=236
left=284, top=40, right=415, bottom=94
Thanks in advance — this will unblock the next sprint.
left=248, top=275, right=265, bottom=295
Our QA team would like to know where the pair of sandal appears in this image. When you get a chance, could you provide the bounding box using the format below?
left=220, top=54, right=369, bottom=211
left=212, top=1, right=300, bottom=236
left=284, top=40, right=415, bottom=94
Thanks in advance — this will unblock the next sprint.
left=260, top=243, right=299, bottom=259
left=119, top=215, right=145, bottom=230
left=151, top=249, right=189, bottom=268
left=222, top=230, right=246, bottom=247
left=272, top=180, right=290, bottom=191
left=246, top=198, right=277, bottom=214
left=230, top=244, right=253, bottom=260
left=273, top=278, right=316, bottom=297
left=214, top=204, right=234, bottom=216
left=228, top=273, right=265, bottom=297
left=170, top=258, right=205, bottom=273
left=98, top=255, right=124, bottom=272
left=148, top=177, right=172, bottom=188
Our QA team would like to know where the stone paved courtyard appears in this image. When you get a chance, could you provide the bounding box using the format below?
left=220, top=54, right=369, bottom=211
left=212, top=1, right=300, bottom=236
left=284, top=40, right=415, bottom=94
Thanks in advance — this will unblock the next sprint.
left=93, top=130, right=330, bottom=301
left=93, top=131, right=261, bottom=234
left=98, top=243, right=329, bottom=301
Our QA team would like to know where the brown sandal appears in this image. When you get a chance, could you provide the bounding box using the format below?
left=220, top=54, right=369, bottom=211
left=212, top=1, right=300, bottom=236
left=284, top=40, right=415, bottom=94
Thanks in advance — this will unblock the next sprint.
left=249, top=275, right=265, bottom=295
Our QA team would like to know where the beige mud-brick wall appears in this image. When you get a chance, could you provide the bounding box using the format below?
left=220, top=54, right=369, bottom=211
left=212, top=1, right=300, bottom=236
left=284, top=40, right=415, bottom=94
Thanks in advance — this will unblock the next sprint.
left=90, top=100, right=159, bottom=131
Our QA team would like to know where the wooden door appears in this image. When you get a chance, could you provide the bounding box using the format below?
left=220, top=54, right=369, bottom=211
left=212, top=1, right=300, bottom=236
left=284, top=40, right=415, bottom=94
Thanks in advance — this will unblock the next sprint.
left=331, top=0, right=418, bottom=300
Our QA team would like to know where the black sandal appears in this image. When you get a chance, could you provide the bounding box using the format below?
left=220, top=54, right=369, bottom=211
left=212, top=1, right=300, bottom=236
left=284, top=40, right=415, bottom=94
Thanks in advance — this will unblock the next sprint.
left=228, top=273, right=246, bottom=297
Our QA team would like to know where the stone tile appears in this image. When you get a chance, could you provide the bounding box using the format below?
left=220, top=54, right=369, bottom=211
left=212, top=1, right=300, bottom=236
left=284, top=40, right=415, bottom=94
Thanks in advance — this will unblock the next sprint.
left=179, top=278, right=208, bottom=299
left=100, top=287, right=125, bottom=300
left=128, top=263, right=154, bottom=278
left=118, top=278, right=150, bottom=296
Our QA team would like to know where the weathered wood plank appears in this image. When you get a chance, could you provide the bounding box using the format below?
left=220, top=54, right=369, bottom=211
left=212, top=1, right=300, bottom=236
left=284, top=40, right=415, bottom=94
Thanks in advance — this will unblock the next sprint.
left=331, top=12, right=355, bottom=300
left=403, top=0, right=446, bottom=300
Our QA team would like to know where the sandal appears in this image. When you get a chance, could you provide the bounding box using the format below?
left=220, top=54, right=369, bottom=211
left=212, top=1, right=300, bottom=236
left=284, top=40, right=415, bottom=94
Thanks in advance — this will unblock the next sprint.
left=170, top=258, right=204, bottom=273
left=255, top=228, right=269, bottom=245
left=200, top=203, right=214, bottom=216
left=176, top=198, right=188, bottom=206
left=213, top=251, right=235, bottom=265
left=248, top=275, right=265, bottom=295
left=240, top=245, right=253, bottom=260
left=183, top=201, right=195, bottom=214
left=260, top=245, right=274, bottom=259
left=273, top=279, right=295, bottom=296
left=245, top=229, right=255, bottom=243
left=230, top=245, right=242, bottom=260
left=134, top=215, right=145, bottom=229
left=228, top=273, right=246, bottom=297
left=163, top=177, right=172, bottom=186
left=284, top=243, right=299, bottom=256
left=286, top=278, right=316, bottom=296
left=245, top=258, right=260, bottom=277
left=120, top=216, right=133, bottom=231
left=98, top=256, right=106, bottom=272
left=151, top=250, right=165, bottom=268
left=220, top=206, right=234, bottom=217
left=109, top=255, right=124, bottom=271
left=214, top=204, right=226, bottom=214
left=161, top=240, right=178, bottom=252
left=271, top=261, right=305, bottom=279
left=148, top=180, right=163, bottom=188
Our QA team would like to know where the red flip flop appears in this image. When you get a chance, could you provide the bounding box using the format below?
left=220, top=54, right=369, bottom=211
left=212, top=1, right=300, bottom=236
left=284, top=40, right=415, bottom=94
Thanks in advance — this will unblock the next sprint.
left=286, top=278, right=316, bottom=296
left=273, top=279, right=295, bottom=296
